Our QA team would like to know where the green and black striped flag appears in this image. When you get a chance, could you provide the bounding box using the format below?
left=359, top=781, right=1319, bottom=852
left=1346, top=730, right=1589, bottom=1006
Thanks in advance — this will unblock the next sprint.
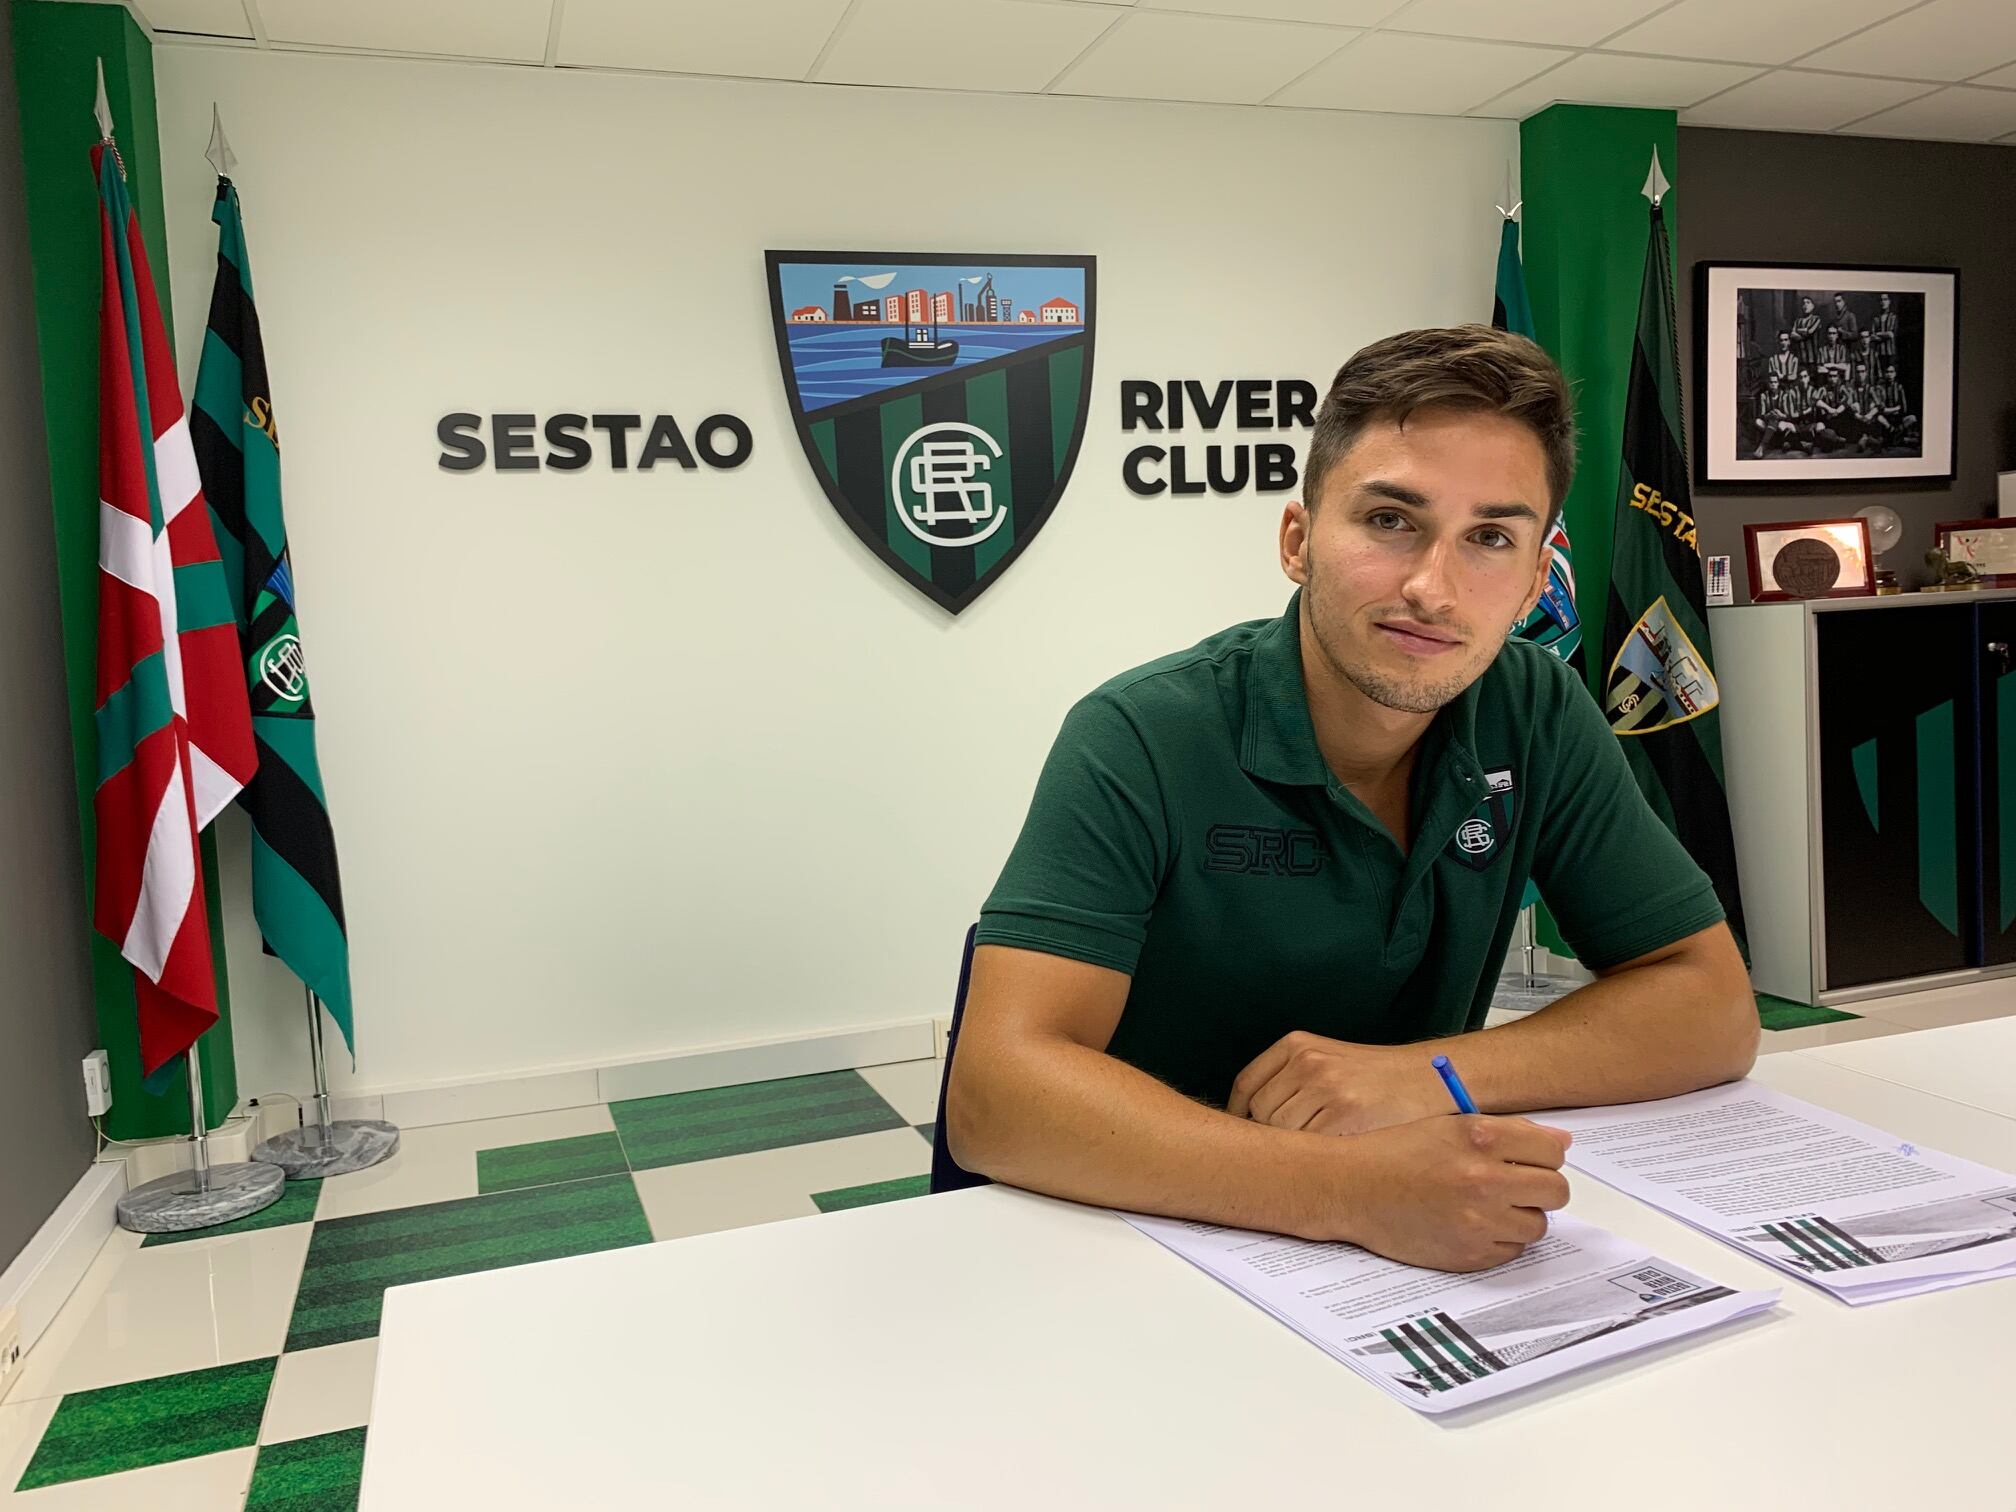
left=191, top=166, right=354, bottom=1055
left=1598, top=160, right=1748, bottom=957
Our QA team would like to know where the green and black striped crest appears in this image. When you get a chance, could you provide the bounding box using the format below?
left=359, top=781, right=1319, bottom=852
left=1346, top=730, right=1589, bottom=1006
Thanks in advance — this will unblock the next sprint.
left=766, top=251, right=1095, bottom=614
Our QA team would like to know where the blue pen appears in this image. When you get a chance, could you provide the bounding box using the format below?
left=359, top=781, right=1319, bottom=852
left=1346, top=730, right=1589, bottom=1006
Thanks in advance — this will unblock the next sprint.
left=1431, top=1054, right=1478, bottom=1115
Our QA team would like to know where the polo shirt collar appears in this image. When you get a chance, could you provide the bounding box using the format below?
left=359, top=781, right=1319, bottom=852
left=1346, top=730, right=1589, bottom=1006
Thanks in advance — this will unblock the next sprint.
left=1239, top=591, right=1331, bottom=788
left=1239, top=589, right=1490, bottom=798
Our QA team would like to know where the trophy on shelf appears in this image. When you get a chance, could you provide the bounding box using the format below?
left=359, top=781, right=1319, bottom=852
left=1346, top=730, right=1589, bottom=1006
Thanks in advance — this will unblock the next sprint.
left=1855, top=504, right=1904, bottom=595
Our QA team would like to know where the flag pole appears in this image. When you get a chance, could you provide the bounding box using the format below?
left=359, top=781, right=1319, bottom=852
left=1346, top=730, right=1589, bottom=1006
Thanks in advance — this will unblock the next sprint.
left=251, top=990, right=401, bottom=1178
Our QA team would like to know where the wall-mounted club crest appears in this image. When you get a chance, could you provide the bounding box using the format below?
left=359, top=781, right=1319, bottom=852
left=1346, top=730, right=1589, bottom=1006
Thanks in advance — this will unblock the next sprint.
left=766, top=251, right=1095, bottom=614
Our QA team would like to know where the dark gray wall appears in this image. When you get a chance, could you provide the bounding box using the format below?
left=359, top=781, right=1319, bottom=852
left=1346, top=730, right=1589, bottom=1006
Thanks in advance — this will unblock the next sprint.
left=0, top=14, right=100, bottom=1272
left=1678, top=126, right=2016, bottom=595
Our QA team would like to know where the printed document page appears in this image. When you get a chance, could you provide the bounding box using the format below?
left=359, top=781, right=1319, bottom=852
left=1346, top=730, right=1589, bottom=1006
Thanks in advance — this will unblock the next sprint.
left=1124, top=1211, right=1776, bottom=1414
left=1545, top=1081, right=2016, bottom=1302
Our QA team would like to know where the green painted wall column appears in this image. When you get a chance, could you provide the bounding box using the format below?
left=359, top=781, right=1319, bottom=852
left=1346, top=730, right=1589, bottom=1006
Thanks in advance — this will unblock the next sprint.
left=12, top=0, right=239, bottom=1136
left=1519, top=104, right=1679, bottom=957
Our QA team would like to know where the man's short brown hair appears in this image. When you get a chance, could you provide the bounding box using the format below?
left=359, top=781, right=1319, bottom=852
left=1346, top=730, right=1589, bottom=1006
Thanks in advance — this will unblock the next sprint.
left=1302, top=324, right=1576, bottom=534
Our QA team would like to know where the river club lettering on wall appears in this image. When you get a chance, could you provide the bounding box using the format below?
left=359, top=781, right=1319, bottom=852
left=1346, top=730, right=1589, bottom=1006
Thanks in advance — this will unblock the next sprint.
left=1119, top=378, right=1316, bottom=497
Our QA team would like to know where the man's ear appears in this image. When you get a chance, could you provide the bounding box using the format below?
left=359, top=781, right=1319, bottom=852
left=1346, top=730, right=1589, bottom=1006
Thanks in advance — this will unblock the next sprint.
left=1280, top=501, right=1311, bottom=586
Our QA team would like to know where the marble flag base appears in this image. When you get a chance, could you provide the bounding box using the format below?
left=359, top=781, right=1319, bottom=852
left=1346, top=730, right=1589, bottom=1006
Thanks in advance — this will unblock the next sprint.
left=115, top=1160, right=286, bottom=1234
left=1490, top=974, right=1580, bottom=1015
left=253, top=1119, right=401, bottom=1179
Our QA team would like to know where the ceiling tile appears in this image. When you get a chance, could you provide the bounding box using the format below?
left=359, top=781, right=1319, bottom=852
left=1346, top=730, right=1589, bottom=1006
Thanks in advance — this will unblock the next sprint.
left=558, top=0, right=853, bottom=79
left=1050, top=10, right=1354, bottom=104
left=1139, top=0, right=1400, bottom=23
left=134, top=0, right=253, bottom=39
left=1971, top=60, right=2016, bottom=88
left=1681, top=69, right=1935, bottom=130
left=1606, top=0, right=1918, bottom=66
left=1800, top=0, right=2016, bottom=82
left=1845, top=83, right=2016, bottom=139
left=1478, top=52, right=1762, bottom=117
left=257, top=0, right=553, bottom=59
left=815, top=0, right=1117, bottom=92
left=1393, top=0, right=1665, bottom=49
left=1273, top=32, right=1566, bottom=113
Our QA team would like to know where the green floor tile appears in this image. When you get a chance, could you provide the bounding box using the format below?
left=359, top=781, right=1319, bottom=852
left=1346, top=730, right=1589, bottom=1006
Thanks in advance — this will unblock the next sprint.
left=246, top=1426, right=368, bottom=1512
left=141, top=1178, right=323, bottom=1247
left=476, top=1131, right=628, bottom=1194
left=611, top=1069, right=906, bottom=1171
left=811, top=1174, right=931, bottom=1213
left=1758, top=993, right=1860, bottom=1031
left=15, top=1356, right=276, bottom=1491
left=914, top=1121, right=935, bottom=1145
left=285, top=1174, right=651, bottom=1352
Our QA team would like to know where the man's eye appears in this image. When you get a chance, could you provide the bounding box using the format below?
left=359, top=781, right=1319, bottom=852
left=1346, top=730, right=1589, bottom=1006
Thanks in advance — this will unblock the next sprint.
left=1369, top=511, right=1409, bottom=531
left=1474, top=528, right=1513, bottom=550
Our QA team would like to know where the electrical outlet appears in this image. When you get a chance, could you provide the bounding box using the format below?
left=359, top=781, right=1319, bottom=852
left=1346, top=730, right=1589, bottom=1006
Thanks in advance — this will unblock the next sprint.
left=0, top=1306, right=21, bottom=1396
left=81, top=1050, right=112, bottom=1116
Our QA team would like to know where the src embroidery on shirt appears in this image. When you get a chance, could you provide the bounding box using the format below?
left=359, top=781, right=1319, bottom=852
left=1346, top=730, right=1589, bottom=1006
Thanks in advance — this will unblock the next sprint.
left=1203, top=824, right=1324, bottom=877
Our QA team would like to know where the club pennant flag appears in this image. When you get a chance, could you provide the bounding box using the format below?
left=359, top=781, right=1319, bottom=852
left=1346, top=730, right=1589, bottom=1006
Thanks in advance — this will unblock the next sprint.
left=191, top=166, right=355, bottom=1058
left=91, top=131, right=257, bottom=1079
left=1493, top=212, right=1584, bottom=916
left=1598, top=163, right=1749, bottom=958
left=1493, top=214, right=1584, bottom=676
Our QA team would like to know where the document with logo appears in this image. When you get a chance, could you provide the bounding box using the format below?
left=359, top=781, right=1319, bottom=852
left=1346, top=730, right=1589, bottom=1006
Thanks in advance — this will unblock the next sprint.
left=1544, top=1081, right=2016, bottom=1304
left=1124, top=1211, right=1776, bottom=1415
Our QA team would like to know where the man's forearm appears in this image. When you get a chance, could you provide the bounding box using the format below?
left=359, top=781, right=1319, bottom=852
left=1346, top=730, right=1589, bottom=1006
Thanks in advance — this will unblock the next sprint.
left=1441, top=949, right=1757, bottom=1115
left=947, top=1034, right=1347, bottom=1239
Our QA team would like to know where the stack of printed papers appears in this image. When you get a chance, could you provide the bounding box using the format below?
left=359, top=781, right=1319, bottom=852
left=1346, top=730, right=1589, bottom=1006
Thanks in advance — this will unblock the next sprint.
left=1124, top=1211, right=1777, bottom=1414
left=1545, top=1081, right=2016, bottom=1305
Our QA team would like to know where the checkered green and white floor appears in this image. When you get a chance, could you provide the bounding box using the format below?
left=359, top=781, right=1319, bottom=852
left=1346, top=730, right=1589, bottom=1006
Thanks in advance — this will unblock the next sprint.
left=3, top=976, right=2011, bottom=1510
left=0, top=1059, right=942, bottom=1510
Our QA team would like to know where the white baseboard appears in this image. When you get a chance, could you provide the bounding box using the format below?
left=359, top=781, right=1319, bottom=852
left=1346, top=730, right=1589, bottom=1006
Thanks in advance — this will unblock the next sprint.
left=321, top=1019, right=938, bottom=1130
left=0, top=1163, right=126, bottom=1361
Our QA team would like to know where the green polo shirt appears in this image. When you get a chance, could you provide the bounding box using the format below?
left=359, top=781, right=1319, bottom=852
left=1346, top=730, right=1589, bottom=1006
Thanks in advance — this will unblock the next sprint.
left=976, top=591, right=1725, bottom=1107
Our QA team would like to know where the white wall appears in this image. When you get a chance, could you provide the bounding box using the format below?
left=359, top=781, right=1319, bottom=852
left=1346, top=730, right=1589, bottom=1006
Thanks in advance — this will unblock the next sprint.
left=151, top=45, right=1514, bottom=1100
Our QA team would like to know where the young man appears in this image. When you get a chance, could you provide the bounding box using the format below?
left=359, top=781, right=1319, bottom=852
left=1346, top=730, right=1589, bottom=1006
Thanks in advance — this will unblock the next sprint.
left=1870, top=293, right=1899, bottom=364
left=1791, top=296, right=1823, bottom=370
left=1815, top=326, right=1851, bottom=386
left=1848, top=362, right=1887, bottom=450
left=1751, top=372, right=1804, bottom=457
left=1875, top=363, right=1917, bottom=447
left=949, top=327, right=1754, bottom=1274
left=1831, top=292, right=1859, bottom=343
left=1764, top=329, right=1801, bottom=385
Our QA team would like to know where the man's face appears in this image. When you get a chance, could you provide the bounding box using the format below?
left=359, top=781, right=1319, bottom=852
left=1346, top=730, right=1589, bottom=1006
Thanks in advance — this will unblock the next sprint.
left=1777, top=332, right=1791, bottom=349
left=1767, top=375, right=1782, bottom=390
left=1827, top=326, right=1840, bottom=341
left=1855, top=364, right=1868, bottom=381
left=1886, top=365, right=1898, bottom=381
left=1834, top=296, right=1847, bottom=310
left=1801, top=298, right=1815, bottom=313
left=1281, top=408, right=1551, bottom=716
left=1880, top=295, right=1892, bottom=309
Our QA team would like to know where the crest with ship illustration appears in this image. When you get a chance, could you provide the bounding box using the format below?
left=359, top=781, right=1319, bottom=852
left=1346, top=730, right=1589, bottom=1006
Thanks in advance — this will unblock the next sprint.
left=766, top=251, right=1095, bottom=614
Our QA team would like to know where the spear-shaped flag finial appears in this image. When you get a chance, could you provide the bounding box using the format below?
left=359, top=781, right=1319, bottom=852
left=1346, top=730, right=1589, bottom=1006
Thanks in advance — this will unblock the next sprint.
left=206, top=104, right=237, bottom=179
left=93, top=58, right=114, bottom=142
left=1641, top=145, right=1670, bottom=208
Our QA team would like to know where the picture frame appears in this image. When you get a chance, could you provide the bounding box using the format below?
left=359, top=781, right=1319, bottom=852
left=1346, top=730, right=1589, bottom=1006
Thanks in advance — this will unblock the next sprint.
left=1743, top=517, right=1875, bottom=603
left=1696, top=262, right=1957, bottom=485
left=1935, top=517, right=2016, bottom=587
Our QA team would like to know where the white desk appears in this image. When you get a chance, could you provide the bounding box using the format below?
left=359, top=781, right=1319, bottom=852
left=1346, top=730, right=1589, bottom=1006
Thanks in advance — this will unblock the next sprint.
left=1794, top=1011, right=2016, bottom=1119
left=362, top=1051, right=2016, bottom=1511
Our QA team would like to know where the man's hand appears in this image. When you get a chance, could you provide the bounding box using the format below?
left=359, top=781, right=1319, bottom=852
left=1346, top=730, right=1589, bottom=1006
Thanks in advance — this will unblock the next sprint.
left=1321, top=1115, right=1574, bottom=1271
left=1227, top=1031, right=1449, bottom=1135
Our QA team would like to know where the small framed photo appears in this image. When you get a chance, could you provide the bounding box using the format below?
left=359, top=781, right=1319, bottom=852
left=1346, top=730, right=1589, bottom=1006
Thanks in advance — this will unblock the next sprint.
left=1744, top=517, right=1875, bottom=602
left=1936, top=517, right=2016, bottom=587
left=1697, top=263, right=1957, bottom=484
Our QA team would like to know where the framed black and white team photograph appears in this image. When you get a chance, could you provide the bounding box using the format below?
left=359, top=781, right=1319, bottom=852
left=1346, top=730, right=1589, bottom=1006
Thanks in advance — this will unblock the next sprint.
left=1696, top=263, right=1956, bottom=484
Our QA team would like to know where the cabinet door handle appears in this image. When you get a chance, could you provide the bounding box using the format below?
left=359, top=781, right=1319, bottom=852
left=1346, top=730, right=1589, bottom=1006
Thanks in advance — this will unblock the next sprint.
left=1990, top=640, right=2011, bottom=675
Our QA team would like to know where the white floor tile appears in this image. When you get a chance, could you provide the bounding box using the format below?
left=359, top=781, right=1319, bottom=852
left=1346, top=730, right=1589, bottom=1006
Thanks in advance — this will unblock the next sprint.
left=857, top=1059, right=943, bottom=1126
left=3, top=1224, right=308, bottom=1403
left=1755, top=1016, right=1916, bottom=1055
left=260, top=1338, right=376, bottom=1445
left=0, top=1398, right=58, bottom=1496
left=632, top=1128, right=931, bottom=1243
left=314, top=1104, right=614, bottom=1220
left=1, top=1445, right=255, bottom=1510
left=1846, top=978, right=2016, bottom=1031
left=1, top=1230, right=142, bottom=1407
